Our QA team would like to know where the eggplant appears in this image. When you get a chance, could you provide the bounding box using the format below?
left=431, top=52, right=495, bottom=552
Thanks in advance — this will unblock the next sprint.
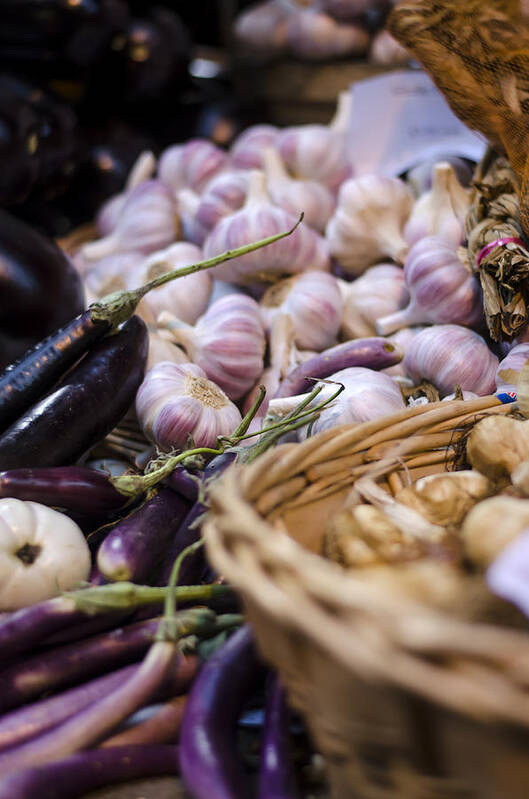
left=259, top=674, right=298, bottom=799
left=0, top=465, right=129, bottom=514
left=275, top=338, right=403, bottom=398
left=0, top=315, right=148, bottom=469
left=101, top=695, right=187, bottom=748
left=0, top=208, right=84, bottom=369
left=179, top=625, right=265, bottom=799
left=0, top=745, right=179, bottom=799
left=97, top=488, right=191, bottom=583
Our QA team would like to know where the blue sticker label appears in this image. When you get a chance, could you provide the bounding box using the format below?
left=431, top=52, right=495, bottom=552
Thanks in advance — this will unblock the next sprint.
left=497, top=392, right=517, bottom=404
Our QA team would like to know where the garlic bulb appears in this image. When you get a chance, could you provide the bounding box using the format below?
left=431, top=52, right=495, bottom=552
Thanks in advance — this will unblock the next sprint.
left=376, top=237, right=483, bottom=335
left=136, top=361, right=242, bottom=452
left=277, top=91, right=352, bottom=191
left=407, top=156, right=473, bottom=197
left=462, top=497, right=529, bottom=569
left=404, top=325, right=498, bottom=397
left=496, top=343, right=529, bottom=395
left=0, top=499, right=90, bottom=610
left=340, top=264, right=408, bottom=339
left=158, top=139, right=228, bottom=195
left=383, top=326, right=425, bottom=379
left=159, top=294, right=266, bottom=400
left=396, top=471, right=494, bottom=527
left=230, top=124, right=279, bottom=170
left=286, top=9, right=369, bottom=61
left=176, top=189, right=209, bottom=246
left=260, top=271, right=342, bottom=351
left=369, top=29, right=410, bottom=66
left=234, top=0, right=291, bottom=56
left=195, top=171, right=251, bottom=241
left=129, top=242, right=212, bottom=325
left=326, top=175, right=414, bottom=276
left=96, top=150, right=156, bottom=236
left=403, top=162, right=471, bottom=247
left=261, top=147, right=335, bottom=233
left=203, top=170, right=330, bottom=285
left=81, top=181, right=177, bottom=261
left=466, top=416, right=529, bottom=483
left=147, top=331, right=188, bottom=371
left=82, top=252, right=145, bottom=299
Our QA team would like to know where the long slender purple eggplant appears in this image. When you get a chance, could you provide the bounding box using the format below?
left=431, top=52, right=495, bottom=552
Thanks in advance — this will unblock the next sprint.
left=0, top=315, right=148, bottom=469
left=0, top=466, right=130, bottom=514
left=0, top=745, right=179, bottom=799
left=0, top=656, right=198, bottom=753
left=97, top=488, right=190, bottom=583
left=165, top=464, right=202, bottom=503
left=179, top=625, right=265, bottom=799
left=274, top=338, right=403, bottom=398
left=258, top=674, right=298, bottom=799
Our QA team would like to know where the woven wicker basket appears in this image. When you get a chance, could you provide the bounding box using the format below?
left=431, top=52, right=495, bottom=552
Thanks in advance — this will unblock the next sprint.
left=205, top=395, right=529, bottom=799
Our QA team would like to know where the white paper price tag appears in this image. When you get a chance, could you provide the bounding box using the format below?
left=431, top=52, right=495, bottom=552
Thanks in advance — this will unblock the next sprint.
left=347, top=69, right=487, bottom=177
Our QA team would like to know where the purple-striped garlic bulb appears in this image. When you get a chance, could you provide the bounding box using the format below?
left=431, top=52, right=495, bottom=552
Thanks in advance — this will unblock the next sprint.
left=260, top=271, right=342, bottom=350
left=369, top=30, right=410, bottom=66
left=129, top=242, right=212, bottom=325
left=136, top=362, right=242, bottom=451
left=195, top=171, right=251, bottom=241
left=496, top=343, right=529, bottom=395
left=340, top=264, right=408, bottom=339
left=403, top=162, right=471, bottom=247
left=286, top=10, right=369, bottom=61
left=404, top=325, right=498, bottom=397
left=326, top=175, right=414, bottom=275
left=383, top=326, right=425, bottom=379
left=158, top=139, right=228, bottom=195
left=81, top=181, right=177, bottom=261
left=234, top=0, right=291, bottom=56
left=261, top=147, right=335, bottom=233
left=376, top=237, right=483, bottom=335
left=158, top=294, right=266, bottom=400
left=96, top=151, right=157, bottom=236
left=277, top=91, right=352, bottom=191
left=230, top=124, right=279, bottom=170
left=203, top=170, right=330, bottom=285
left=176, top=189, right=209, bottom=246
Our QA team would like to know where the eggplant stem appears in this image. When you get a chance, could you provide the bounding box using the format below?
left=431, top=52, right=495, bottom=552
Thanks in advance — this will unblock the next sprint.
left=89, top=214, right=304, bottom=328
left=112, top=447, right=223, bottom=497
left=63, top=581, right=235, bottom=615
left=158, top=539, right=205, bottom=642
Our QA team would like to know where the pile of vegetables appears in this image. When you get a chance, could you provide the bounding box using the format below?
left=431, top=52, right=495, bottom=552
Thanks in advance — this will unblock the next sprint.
left=0, top=88, right=524, bottom=797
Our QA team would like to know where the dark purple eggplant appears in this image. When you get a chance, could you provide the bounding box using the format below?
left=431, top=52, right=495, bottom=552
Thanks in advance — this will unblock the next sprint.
left=274, top=338, right=403, bottom=398
left=179, top=625, right=265, bottom=799
left=0, top=465, right=129, bottom=513
left=0, top=315, right=148, bottom=469
left=97, top=488, right=190, bottom=583
left=165, top=463, right=202, bottom=503
left=0, top=744, right=179, bottom=799
left=259, top=674, right=297, bottom=799
left=0, top=208, right=84, bottom=369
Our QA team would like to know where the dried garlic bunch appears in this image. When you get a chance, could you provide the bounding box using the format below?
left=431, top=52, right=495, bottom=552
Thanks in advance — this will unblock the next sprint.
left=466, top=416, right=529, bottom=483
left=396, top=471, right=494, bottom=528
left=461, top=496, right=529, bottom=570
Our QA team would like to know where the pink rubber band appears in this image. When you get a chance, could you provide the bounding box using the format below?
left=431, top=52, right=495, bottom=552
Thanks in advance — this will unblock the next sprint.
left=476, top=237, right=524, bottom=268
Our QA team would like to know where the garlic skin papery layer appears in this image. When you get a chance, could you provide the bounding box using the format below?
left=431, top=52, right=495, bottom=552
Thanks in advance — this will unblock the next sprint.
left=136, top=361, right=242, bottom=452
left=0, top=499, right=91, bottom=610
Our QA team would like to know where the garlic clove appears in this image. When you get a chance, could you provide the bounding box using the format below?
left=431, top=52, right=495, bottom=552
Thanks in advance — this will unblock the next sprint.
left=403, top=324, right=498, bottom=398
left=339, top=263, right=408, bottom=340
left=376, top=237, right=484, bottom=335
left=158, top=139, right=228, bottom=195
left=136, top=361, right=242, bottom=452
left=403, top=162, right=471, bottom=247
left=466, top=415, right=529, bottom=483
left=326, top=175, right=414, bottom=276
left=260, top=271, right=342, bottom=351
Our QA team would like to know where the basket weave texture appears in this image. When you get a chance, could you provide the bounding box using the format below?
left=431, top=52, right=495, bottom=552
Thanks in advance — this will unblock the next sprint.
left=205, top=396, right=529, bottom=799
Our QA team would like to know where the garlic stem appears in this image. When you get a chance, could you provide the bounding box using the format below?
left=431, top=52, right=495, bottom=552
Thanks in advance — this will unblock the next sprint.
left=376, top=307, right=424, bottom=336
left=126, top=151, right=156, bottom=191
left=244, top=170, right=272, bottom=207
left=261, top=146, right=289, bottom=183
left=89, top=213, right=303, bottom=328
left=330, top=90, right=352, bottom=133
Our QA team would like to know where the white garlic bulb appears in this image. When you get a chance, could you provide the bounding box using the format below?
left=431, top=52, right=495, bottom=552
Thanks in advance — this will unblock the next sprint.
left=260, top=271, right=342, bottom=351
left=261, top=147, right=335, bottom=233
left=339, top=264, right=408, bottom=339
left=81, top=181, right=177, bottom=261
left=96, top=151, right=157, bottom=236
left=129, top=242, right=212, bottom=325
left=403, top=162, right=471, bottom=247
left=376, top=237, right=483, bottom=335
left=136, top=361, right=242, bottom=452
left=286, top=9, right=369, bottom=61
left=158, top=294, right=266, bottom=400
left=404, top=325, right=499, bottom=397
left=277, top=91, right=352, bottom=191
left=158, top=139, right=228, bottom=195
left=496, top=343, right=529, bottom=395
left=203, top=170, right=330, bottom=285
left=326, top=175, right=414, bottom=276
left=369, top=29, right=410, bottom=66
left=0, top=499, right=90, bottom=610
left=230, top=124, right=279, bottom=170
